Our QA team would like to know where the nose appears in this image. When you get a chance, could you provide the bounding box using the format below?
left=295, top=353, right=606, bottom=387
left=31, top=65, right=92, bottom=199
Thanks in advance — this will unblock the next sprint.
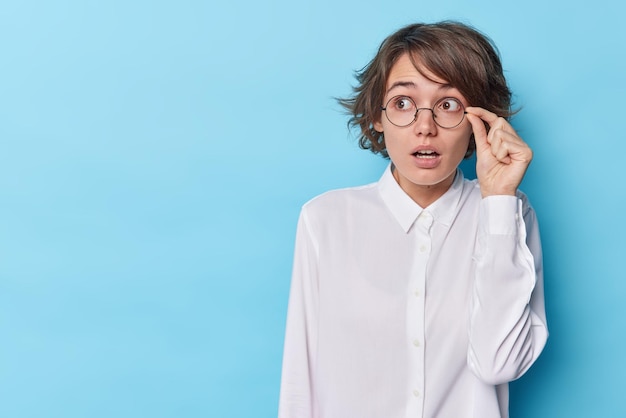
left=412, top=108, right=437, bottom=136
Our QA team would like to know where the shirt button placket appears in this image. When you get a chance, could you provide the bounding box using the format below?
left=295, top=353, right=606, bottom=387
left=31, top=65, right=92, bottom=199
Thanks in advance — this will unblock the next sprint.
left=407, top=211, right=432, bottom=415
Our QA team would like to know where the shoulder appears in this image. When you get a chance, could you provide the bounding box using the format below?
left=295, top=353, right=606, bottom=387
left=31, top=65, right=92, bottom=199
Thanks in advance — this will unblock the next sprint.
left=302, top=182, right=379, bottom=216
left=298, top=181, right=383, bottom=231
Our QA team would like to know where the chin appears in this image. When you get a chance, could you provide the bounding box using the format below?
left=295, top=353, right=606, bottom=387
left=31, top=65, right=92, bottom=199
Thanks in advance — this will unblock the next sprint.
left=407, top=169, right=457, bottom=187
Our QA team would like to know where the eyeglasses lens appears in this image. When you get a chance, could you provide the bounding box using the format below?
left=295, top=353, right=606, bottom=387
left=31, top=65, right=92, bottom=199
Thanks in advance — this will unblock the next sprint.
left=384, top=96, right=465, bottom=129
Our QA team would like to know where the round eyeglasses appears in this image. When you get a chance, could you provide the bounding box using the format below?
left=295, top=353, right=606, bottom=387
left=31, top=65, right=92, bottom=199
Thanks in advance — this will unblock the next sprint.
left=381, top=96, right=467, bottom=129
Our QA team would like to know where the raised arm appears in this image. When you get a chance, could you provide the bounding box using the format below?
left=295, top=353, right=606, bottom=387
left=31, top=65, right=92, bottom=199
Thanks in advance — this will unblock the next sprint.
left=465, top=107, right=548, bottom=384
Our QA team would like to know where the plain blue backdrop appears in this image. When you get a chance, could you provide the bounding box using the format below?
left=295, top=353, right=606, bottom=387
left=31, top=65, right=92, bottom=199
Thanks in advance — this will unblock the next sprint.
left=1, top=0, right=625, bottom=417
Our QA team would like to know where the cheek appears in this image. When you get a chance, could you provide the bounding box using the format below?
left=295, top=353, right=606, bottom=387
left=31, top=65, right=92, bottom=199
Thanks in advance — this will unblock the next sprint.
left=380, top=124, right=404, bottom=146
left=381, top=131, right=405, bottom=162
left=459, top=126, right=473, bottom=147
left=451, top=131, right=472, bottom=158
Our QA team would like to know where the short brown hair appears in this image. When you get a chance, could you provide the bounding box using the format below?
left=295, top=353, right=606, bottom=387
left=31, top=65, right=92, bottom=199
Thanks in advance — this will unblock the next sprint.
left=339, top=21, right=513, bottom=158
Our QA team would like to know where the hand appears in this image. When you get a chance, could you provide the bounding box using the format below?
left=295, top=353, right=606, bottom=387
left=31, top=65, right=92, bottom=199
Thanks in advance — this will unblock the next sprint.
left=465, top=107, right=533, bottom=197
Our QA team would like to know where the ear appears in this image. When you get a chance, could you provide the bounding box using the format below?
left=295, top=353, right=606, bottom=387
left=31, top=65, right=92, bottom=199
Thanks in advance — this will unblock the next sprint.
left=373, top=119, right=384, bottom=133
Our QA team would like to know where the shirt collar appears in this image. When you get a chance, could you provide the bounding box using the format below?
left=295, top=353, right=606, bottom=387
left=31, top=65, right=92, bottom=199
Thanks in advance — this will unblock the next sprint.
left=377, top=164, right=466, bottom=233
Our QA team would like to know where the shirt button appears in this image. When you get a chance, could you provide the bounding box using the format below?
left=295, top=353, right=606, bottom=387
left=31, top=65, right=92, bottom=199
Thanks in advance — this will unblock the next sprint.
left=414, top=289, right=420, bottom=297
left=413, top=339, right=420, bottom=347
left=419, top=245, right=427, bottom=253
left=419, top=212, right=433, bottom=226
left=413, top=389, right=420, bottom=398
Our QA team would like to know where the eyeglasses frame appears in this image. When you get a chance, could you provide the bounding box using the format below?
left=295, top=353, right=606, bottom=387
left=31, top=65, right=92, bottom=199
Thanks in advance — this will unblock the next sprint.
left=380, top=95, right=468, bottom=129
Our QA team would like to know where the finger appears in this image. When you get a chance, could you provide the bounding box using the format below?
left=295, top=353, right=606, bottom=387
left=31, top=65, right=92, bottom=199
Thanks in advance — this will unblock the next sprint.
left=466, top=106, right=516, bottom=135
left=491, top=135, right=512, bottom=164
left=465, top=113, right=490, bottom=152
left=465, top=106, right=500, bottom=127
left=490, top=129, right=533, bottom=163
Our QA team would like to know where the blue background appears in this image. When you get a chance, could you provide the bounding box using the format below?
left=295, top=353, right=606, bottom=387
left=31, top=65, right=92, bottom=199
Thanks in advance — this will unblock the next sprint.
left=1, top=1, right=624, bottom=417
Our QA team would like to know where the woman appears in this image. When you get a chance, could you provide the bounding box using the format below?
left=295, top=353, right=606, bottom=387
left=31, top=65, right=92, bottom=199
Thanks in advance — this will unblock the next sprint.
left=279, top=21, right=548, bottom=418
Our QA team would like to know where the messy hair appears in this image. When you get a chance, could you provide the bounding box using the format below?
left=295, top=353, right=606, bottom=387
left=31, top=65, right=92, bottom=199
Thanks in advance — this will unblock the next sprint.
left=338, top=21, right=513, bottom=158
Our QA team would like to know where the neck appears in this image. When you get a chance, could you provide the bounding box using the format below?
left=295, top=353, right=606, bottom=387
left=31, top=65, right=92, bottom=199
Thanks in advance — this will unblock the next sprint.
left=393, top=169, right=456, bottom=208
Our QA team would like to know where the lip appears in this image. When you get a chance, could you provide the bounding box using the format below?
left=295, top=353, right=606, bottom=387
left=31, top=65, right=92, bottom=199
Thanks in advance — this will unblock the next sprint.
left=410, top=146, right=441, bottom=169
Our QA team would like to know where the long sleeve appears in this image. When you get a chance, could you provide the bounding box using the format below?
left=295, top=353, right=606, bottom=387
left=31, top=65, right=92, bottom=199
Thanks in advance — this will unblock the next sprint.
left=467, top=194, right=548, bottom=385
left=278, top=168, right=547, bottom=417
left=278, top=210, right=319, bottom=418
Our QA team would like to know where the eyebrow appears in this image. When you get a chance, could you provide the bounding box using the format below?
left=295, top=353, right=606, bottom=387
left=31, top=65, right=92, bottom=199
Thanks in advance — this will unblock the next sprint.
left=386, top=80, right=454, bottom=95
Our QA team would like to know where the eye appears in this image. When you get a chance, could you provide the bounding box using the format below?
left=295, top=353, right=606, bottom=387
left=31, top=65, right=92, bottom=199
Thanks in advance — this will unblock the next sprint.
left=391, top=96, right=415, bottom=112
left=436, top=98, right=463, bottom=112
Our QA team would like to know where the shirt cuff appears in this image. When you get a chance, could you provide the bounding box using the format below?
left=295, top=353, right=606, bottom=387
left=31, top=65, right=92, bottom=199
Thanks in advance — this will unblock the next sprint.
left=479, top=195, right=521, bottom=235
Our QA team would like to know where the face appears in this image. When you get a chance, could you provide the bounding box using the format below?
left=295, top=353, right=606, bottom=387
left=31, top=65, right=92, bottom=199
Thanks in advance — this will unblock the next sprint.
left=373, top=53, right=473, bottom=205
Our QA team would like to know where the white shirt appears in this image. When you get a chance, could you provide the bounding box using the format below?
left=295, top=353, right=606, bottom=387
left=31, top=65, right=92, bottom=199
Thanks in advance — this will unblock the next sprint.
left=279, top=165, right=548, bottom=418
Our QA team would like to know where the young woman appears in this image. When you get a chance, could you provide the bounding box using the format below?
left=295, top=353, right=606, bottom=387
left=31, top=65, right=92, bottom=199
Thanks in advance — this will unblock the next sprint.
left=279, top=21, right=548, bottom=418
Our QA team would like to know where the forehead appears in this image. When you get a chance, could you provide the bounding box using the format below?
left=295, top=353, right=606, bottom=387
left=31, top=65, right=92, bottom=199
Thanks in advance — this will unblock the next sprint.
left=386, top=53, right=449, bottom=88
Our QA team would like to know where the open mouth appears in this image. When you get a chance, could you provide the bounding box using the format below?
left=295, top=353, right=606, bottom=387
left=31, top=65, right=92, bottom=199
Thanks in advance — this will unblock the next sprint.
left=413, top=150, right=439, bottom=159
